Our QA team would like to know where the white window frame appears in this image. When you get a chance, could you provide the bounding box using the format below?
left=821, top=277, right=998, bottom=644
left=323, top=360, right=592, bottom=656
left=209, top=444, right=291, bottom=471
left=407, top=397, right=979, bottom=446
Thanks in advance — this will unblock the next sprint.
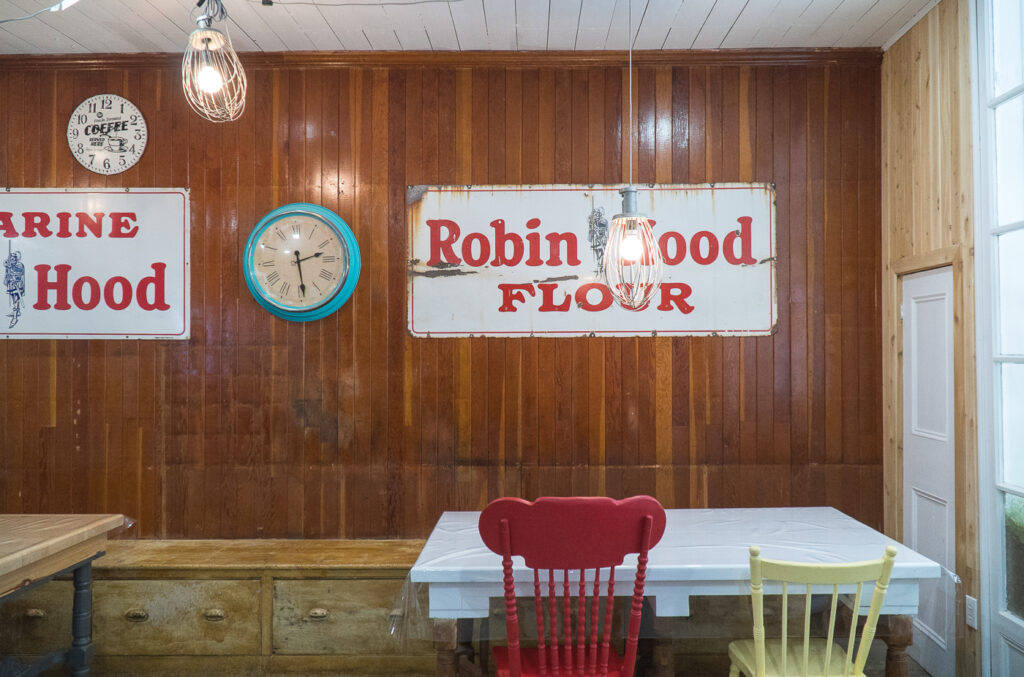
left=973, top=1, right=1024, bottom=675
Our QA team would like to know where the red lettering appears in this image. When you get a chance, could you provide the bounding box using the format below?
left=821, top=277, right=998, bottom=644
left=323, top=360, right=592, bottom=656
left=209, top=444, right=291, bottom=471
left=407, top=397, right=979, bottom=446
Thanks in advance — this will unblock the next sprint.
left=640, top=219, right=660, bottom=265
left=544, top=232, right=581, bottom=266
left=575, top=283, right=613, bottom=312
left=659, top=231, right=686, bottom=265
left=22, top=212, right=51, bottom=237
left=690, top=231, right=719, bottom=265
left=72, top=276, right=101, bottom=310
left=109, top=212, right=139, bottom=238
left=104, top=277, right=133, bottom=310
left=462, top=232, right=490, bottom=266
left=56, top=212, right=73, bottom=238
left=33, top=263, right=170, bottom=312
left=538, top=282, right=571, bottom=312
left=724, top=216, right=757, bottom=265
left=137, top=264, right=170, bottom=310
left=426, top=219, right=461, bottom=266
left=75, top=212, right=104, bottom=238
left=0, top=213, right=17, bottom=238
left=657, top=283, right=695, bottom=313
left=498, top=283, right=535, bottom=312
left=33, top=264, right=72, bottom=310
left=489, top=219, right=523, bottom=266
left=524, top=218, right=543, bottom=266
left=610, top=283, right=653, bottom=311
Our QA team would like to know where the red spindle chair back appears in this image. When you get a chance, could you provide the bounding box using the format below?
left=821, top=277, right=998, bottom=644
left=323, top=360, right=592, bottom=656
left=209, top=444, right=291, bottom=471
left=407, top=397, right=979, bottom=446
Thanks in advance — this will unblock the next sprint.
left=478, top=496, right=667, bottom=677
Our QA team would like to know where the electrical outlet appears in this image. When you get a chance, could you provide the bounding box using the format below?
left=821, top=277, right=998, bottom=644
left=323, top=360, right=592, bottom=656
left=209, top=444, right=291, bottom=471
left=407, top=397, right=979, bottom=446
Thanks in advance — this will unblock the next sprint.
left=966, top=594, right=978, bottom=629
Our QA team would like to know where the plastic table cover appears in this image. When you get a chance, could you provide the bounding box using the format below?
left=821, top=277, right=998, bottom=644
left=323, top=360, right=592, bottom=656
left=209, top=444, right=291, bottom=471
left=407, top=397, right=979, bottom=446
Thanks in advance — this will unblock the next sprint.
left=410, top=506, right=936, bottom=612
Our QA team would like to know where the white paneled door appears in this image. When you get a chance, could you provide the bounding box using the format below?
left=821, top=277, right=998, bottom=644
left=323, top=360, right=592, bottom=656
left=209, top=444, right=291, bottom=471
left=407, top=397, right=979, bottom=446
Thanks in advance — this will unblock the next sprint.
left=902, top=266, right=956, bottom=677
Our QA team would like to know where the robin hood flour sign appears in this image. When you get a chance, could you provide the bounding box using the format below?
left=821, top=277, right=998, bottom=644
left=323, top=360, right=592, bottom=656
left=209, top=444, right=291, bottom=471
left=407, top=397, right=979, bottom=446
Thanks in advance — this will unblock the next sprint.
left=0, top=188, right=189, bottom=339
left=408, top=184, right=775, bottom=337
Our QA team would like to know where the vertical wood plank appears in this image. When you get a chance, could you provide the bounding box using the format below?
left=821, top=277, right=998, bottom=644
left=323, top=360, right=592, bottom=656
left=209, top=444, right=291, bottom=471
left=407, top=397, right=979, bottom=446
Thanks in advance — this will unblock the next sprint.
left=0, top=52, right=885, bottom=540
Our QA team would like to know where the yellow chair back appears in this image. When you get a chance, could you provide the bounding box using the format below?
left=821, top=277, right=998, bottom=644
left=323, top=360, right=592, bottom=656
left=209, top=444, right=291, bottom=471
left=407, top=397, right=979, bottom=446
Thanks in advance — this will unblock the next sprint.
left=739, top=544, right=897, bottom=677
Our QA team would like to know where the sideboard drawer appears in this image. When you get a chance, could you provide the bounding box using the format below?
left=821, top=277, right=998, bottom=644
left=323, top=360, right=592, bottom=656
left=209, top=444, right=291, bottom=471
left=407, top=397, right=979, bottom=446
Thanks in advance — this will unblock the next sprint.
left=93, top=579, right=260, bottom=655
left=273, top=578, right=427, bottom=655
left=0, top=581, right=72, bottom=655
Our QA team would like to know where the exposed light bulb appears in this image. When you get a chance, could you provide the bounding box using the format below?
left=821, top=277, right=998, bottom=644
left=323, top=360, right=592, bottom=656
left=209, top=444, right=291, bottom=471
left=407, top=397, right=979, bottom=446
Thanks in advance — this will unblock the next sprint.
left=197, top=65, right=224, bottom=93
left=620, top=231, right=643, bottom=262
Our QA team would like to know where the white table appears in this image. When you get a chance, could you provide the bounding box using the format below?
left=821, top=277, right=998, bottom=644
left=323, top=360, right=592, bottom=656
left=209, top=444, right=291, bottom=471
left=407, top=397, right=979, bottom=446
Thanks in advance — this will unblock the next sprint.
left=410, top=506, right=941, bottom=677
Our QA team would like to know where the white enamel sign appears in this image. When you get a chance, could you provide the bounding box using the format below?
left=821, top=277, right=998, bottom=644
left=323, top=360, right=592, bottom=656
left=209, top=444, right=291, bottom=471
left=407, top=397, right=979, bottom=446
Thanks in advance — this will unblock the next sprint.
left=408, top=184, right=775, bottom=337
left=0, top=188, right=190, bottom=339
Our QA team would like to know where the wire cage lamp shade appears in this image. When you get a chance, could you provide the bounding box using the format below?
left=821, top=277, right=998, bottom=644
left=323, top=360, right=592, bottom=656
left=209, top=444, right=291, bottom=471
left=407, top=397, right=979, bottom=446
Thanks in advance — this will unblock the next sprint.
left=182, top=16, right=247, bottom=123
left=603, top=186, right=664, bottom=310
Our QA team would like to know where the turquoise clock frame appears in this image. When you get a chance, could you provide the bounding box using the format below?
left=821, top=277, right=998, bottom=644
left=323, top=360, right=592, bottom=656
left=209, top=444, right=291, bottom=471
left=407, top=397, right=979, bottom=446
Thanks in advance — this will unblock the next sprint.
left=243, top=203, right=361, bottom=322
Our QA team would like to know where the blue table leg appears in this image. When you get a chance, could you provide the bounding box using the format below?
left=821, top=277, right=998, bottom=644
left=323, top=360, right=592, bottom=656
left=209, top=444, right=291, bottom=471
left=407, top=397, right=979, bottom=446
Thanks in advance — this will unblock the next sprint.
left=66, top=562, right=94, bottom=676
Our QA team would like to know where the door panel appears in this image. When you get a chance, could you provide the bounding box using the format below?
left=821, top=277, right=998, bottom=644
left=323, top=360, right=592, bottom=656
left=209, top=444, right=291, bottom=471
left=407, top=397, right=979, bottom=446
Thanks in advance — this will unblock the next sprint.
left=1002, top=635, right=1024, bottom=675
left=902, top=266, right=956, bottom=677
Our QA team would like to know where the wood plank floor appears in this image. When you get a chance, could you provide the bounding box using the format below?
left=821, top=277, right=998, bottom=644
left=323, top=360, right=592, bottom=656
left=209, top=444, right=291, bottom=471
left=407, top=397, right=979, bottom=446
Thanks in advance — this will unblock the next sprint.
left=652, top=640, right=933, bottom=676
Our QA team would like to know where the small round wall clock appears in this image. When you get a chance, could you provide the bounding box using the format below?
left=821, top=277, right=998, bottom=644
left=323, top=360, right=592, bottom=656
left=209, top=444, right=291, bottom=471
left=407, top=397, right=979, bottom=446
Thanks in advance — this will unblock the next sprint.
left=67, top=94, right=148, bottom=175
left=243, top=203, right=361, bottom=322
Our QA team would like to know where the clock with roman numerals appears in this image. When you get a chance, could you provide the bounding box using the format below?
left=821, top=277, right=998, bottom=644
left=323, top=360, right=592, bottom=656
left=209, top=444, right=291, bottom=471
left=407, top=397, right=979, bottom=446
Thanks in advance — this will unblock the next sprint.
left=243, top=203, right=361, bottom=321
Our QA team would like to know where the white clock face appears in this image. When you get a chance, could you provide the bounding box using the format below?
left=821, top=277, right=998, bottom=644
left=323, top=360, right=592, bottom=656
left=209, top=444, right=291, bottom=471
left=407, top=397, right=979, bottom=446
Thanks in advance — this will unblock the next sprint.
left=250, top=214, right=351, bottom=310
left=67, top=94, right=148, bottom=175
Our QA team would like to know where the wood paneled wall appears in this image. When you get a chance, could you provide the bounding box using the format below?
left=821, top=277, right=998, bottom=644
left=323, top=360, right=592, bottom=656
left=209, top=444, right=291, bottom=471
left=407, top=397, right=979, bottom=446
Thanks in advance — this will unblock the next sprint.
left=881, top=0, right=978, bottom=674
left=0, top=51, right=882, bottom=540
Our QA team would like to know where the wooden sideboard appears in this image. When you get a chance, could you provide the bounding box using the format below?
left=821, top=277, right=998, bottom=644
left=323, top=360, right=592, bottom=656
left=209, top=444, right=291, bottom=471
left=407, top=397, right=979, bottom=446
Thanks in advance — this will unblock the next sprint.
left=0, top=539, right=434, bottom=676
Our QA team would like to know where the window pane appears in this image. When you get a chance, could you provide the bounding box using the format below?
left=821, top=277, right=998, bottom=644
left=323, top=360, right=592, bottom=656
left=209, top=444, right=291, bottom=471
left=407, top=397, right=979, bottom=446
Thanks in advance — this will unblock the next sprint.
left=1006, top=493, right=1024, bottom=617
left=1001, top=364, right=1024, bottom=487
left=999, top=230, right=1024, bottom=354
left=996, top=97, right=1024, bottom=226
left=994, top=0, right=1024, bottom=96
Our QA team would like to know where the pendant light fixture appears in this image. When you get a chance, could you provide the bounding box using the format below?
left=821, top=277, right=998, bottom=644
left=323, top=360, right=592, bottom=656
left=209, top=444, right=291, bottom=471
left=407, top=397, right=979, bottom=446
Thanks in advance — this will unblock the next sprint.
left=182, top=0, right=247, bottom=123
left=602, top=0, right=664, bottom=311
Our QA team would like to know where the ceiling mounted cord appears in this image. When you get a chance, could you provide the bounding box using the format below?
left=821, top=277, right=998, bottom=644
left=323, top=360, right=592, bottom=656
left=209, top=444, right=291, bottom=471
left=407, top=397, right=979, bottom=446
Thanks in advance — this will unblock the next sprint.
left=622, top=0, right=630, bottom=184
left=196, top=0, right=229, bottom=22
left=601, top=0, right=664, bottom=311
left=0, top=0, right=82, bottom=25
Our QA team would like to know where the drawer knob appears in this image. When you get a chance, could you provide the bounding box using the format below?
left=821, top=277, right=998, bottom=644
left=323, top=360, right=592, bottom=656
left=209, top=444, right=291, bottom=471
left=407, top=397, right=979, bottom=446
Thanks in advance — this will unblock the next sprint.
left=124, top=609, right=149, bottom=623
left=25, top=608, right=46, bottom=619
left=204, top=608, right=226, bottom=622
left=307, top=608, right=329, bottom=621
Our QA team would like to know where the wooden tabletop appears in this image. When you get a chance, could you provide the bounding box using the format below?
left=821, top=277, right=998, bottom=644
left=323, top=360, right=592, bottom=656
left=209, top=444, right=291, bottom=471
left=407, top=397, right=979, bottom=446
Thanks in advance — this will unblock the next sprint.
left=98, top=538, right=426, bottom=571
left=0, top=514, right=125, bottom=580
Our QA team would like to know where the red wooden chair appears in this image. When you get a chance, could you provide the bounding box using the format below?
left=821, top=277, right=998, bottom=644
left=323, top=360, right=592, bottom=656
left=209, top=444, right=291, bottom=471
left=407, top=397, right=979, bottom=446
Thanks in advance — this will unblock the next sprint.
left=478, top=495, right=667, bottom=677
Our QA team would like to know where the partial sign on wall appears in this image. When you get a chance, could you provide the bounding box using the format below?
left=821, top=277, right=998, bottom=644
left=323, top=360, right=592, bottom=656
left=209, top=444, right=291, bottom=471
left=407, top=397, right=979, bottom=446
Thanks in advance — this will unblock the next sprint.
left=0, top=188, right=190, bottom=339
left=407, top=184, right=775, bottom=337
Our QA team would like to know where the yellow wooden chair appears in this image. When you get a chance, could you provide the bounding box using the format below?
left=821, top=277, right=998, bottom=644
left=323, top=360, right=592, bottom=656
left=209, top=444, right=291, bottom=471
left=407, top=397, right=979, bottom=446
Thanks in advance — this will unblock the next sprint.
left=728, top=544, right=898, bottom=677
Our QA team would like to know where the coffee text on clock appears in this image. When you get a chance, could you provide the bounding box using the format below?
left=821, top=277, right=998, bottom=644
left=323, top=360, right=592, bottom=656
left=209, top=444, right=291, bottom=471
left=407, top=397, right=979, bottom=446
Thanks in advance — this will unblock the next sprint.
left=82, top=120, right=132, bottom=135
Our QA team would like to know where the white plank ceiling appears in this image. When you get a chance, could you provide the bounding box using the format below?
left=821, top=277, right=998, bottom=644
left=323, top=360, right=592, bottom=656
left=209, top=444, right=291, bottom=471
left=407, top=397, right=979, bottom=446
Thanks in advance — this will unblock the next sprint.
left=0, top=0, right=939, bottom=55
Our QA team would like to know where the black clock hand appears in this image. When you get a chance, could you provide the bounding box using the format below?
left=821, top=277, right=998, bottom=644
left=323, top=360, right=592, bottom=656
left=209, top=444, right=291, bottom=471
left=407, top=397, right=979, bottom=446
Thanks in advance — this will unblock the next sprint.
left=293, top=250, right=307, bottom=298
left=296, top=252, right=323, bottom=264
